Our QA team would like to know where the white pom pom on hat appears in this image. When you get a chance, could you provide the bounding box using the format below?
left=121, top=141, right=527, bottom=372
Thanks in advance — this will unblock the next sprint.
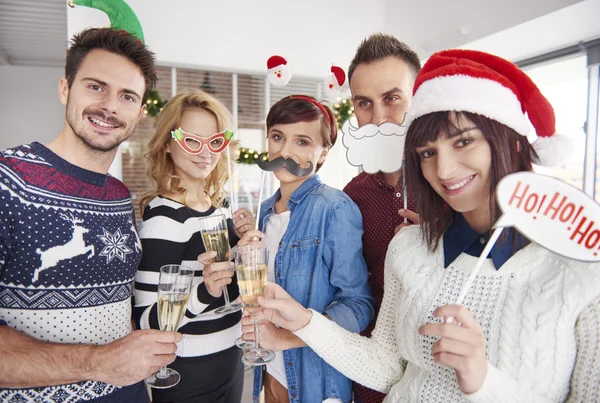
left=404, top=49, right=573, bottom=166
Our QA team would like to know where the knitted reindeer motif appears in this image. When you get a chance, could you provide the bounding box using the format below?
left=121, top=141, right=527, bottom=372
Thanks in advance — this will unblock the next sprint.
left=33, top=213, right=95, bottom=282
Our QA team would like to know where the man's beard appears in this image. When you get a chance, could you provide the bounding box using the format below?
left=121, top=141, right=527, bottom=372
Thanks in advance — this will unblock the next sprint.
left=66, top=101, right=132, bottom=153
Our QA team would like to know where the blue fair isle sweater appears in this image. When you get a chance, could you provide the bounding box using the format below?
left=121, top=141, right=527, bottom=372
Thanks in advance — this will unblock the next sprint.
left=0, top=143, right=147, bottom=402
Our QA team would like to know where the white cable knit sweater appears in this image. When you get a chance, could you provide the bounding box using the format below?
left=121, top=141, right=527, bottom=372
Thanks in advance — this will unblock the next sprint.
left=295, top=226, right=600, bottom=402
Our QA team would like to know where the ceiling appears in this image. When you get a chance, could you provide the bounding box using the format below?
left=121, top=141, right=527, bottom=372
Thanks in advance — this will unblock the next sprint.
left=384, top=0, right=584, bottom=58
left=0, top=0, right=67, bottom=66
left=461, top=0, right=600, bottom=63
left=0, top=0, right=596, bottom=69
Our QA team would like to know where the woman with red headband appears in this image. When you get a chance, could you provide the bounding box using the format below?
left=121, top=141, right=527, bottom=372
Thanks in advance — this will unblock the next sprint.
left=133, top=89, right=255, bottom=403
left=247, top=51, right=599, bottom=402
left=238, top=95, right=375, bottom=403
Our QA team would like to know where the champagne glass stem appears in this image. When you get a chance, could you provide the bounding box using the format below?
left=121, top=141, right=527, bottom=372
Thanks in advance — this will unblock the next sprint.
left=254, top=318, right=261, bottom=350
left=222, top=285, right=231, bottom=304
left=157, top=365, right=168, bottom=379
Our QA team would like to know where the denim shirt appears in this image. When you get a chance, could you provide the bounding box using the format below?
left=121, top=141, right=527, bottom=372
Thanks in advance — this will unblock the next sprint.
left=253, top=174, right=375, bottom=403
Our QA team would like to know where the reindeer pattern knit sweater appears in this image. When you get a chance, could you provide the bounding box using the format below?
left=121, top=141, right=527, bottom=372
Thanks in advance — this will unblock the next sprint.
left=0, top=143, right=144, bottom=402
left=295, top=225, right=600, bottom=403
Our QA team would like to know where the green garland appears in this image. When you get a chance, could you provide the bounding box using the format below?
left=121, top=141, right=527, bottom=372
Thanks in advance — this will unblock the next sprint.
left=144, top=89, right=168, bottom=117
left=237, top=147, right=269, bottom=164
left=333, top=99, right=354, bottom=128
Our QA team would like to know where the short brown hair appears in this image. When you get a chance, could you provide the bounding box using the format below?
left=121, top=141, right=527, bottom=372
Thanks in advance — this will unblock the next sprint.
left=65, top=28, right=157, bottom=104
left=266, top=96, right=336, bottom=171
left=348, top=33, right=421, bottom=82
left=404, top=111, right=536, bottom=250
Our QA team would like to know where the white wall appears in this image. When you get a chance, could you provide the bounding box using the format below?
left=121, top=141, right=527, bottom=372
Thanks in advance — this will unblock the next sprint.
left=67, top=0, right=386, bottom=79
left=0, top=65, right=64, bottom=149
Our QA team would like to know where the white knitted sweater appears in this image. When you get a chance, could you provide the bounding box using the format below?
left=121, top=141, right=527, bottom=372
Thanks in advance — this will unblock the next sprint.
left=295, top=226, right=600, bottom=402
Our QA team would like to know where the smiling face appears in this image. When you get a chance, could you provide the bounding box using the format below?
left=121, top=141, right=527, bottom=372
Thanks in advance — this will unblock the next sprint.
left=350, top=56, right=415, bottom=127
left=167, top=108, right=222, bottom=186
left=267, top=119, right=329, bottom=186
left=415, top=113, right=492, bottom=222
left=60, top=49, right=146, bottom=153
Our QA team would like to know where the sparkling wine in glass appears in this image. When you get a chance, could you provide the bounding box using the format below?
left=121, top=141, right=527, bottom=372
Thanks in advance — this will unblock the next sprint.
left=198, top=214, right=243, bottom=315
left=145, top=264, right=194, bottom=389
left=235, top=244, right=275, bottom=366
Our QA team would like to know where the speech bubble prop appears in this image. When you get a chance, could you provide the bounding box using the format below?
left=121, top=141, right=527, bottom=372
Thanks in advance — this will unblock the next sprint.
left=450, top=172, right=600, bottom=315
left=496, top=171, right=600, bottom=262
left=341, top=120, right=406, bottom=174
left=452, top=227, right=504, bottom=310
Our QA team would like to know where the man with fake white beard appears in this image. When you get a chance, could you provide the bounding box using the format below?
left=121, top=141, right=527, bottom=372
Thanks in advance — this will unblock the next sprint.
left=342, top=33, right=421, bottom=403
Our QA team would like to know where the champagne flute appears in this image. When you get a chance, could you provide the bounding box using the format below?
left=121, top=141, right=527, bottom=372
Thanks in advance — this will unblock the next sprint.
left=145, top=264, right=194, bottom=389
left=198, top=214, right=242, bottom=315
left=235, top=244, right=275, bottom=366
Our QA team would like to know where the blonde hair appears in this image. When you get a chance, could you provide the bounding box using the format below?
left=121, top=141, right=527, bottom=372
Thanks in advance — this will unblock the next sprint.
left=140, top=89, right=236, bottom=214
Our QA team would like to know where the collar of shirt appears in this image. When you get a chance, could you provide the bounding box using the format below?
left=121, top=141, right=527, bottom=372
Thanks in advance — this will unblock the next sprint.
left=371, top=171, right=400, bottom=192
left=262, top=174, right=322, bottom=216
left=443, top=213, right=529, bottom=270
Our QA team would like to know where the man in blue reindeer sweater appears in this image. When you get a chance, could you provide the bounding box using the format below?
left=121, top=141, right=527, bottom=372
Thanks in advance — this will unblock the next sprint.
left=0, top=9, right=180, bottom=403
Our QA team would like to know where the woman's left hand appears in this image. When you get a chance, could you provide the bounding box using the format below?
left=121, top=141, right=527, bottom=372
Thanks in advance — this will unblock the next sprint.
left=418, top=304, right=487, bottom=395
left=240, top=310, right=305, bottom=351
left=232, top=208, right=256, bottom=238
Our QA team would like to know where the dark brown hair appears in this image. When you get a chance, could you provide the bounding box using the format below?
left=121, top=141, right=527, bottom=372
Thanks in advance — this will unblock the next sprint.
left=348, top=33, right=421, bottom=82
left=266, top=96, right=337, bottom=171
left=404, top=111, right=536, bottom=251
left=65, top=28, right=157, bottom=103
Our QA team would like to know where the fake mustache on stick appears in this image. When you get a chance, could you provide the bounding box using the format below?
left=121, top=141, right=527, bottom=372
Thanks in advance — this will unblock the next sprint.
left=257, top=157, right=314, bottom=177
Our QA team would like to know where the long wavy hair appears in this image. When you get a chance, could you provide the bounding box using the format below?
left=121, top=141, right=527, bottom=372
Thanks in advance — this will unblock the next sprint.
left=140, top=90, right=236, bottom=214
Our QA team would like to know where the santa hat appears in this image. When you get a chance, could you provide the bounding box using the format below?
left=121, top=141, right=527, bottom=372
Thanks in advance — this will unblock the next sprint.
left=330, top=65, right=346, bottom=87
left=405, top=49, right=572, bottom=166
left=267, top=55, right=287, bottom=70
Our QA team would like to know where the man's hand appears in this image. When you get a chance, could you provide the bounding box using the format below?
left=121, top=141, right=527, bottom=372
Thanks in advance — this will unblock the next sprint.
left=232, top=208, right=256, bottom=239
left=395, top=208, right=421, bottom=234
left=93, top=329, right=182, bottom=386
left=198, top=251, right=234, bottom=298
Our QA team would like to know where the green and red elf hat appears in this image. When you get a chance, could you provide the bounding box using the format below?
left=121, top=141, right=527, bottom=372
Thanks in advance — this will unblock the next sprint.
left=68, top=0, right=145, bottom=43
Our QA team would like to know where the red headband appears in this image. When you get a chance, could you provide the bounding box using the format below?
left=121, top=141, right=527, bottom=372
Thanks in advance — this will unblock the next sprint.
left=291, top=95, right=335, bottom=131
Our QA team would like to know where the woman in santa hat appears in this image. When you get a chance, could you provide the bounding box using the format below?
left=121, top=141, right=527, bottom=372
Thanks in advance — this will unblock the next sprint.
left=248, top=50, right=600, bottom=402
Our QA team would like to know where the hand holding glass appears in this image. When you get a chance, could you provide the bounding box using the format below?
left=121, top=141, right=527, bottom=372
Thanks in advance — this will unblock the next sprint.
left=145, top=264, right=194, bottom=389
left=198, top=214, right=242, bottom=315
left=235, top=244, right=275, bottom=366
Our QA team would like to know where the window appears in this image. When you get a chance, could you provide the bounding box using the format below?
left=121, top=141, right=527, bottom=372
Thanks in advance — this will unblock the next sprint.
left=523, top=55, right=588, bottom=190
